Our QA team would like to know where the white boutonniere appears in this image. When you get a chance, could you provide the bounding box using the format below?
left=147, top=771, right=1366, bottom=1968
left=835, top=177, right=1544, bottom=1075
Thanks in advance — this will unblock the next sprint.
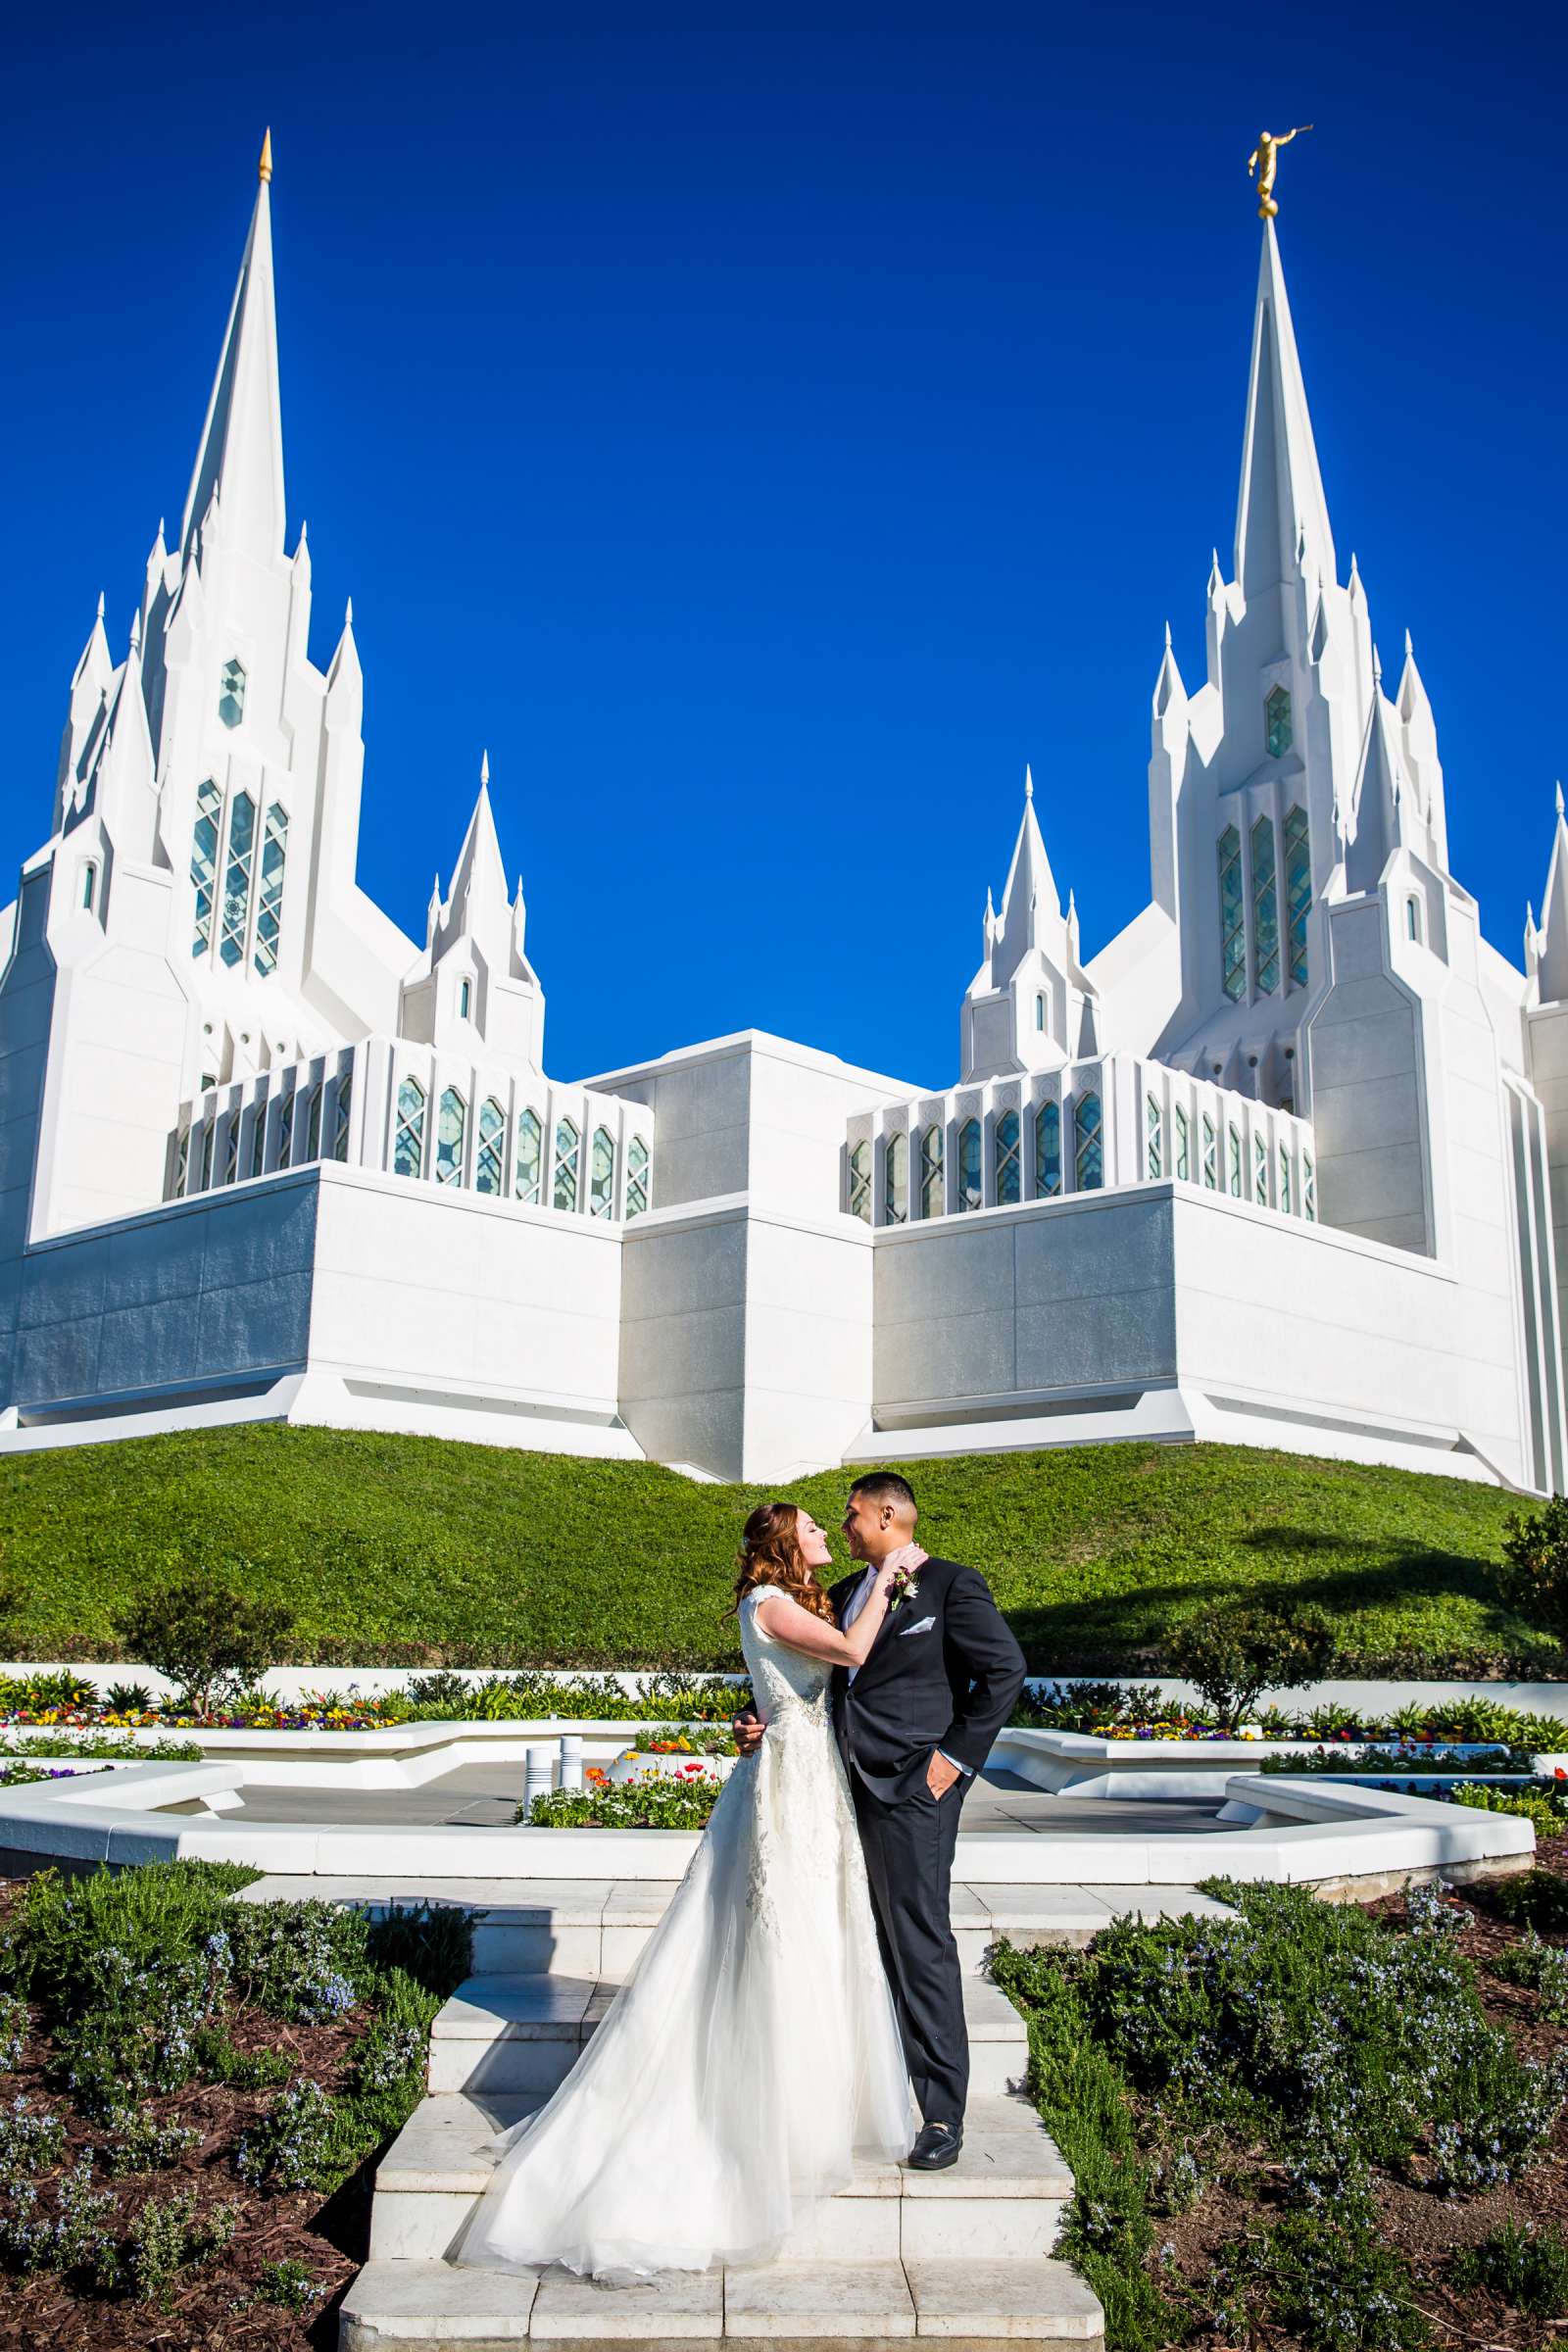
left=887, top=1563, right=921, bottom=1609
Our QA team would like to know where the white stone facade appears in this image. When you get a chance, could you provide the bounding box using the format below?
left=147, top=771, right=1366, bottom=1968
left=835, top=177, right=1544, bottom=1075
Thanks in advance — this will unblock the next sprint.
left=2, top=153, right=1565, bottom=1492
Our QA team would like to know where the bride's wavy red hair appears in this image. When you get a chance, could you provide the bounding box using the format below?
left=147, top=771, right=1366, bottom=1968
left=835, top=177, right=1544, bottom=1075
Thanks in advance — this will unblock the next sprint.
left=730, top=1502, right=837, bottom=1624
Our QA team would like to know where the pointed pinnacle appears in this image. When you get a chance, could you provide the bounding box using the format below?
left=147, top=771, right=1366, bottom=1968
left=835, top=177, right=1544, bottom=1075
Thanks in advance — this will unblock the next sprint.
left=1528, top=900, right=1538, bottom=932
left=1557, top=781, right=1565, bottom=819
left=95, top=591, right=105, bottom=620
left=1372, top=644, right=1383, bottom=686
left=1163, top=620, right=1172, bottom=649
left=480, top=749, right=490, bottom=788
left=1404, top=627, right=1413, bottom=657
left=344, top=596, right=354, bottom=626
left=1068, top=887, right=1077, bottom=915
left=259, top=127, right=273, bottom=184
left=1023, top=764, right=1034, bottom=802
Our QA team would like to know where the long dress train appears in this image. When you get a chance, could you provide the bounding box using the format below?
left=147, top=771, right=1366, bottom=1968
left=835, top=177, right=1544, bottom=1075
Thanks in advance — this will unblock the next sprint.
left=453, top=1586, right=916, bottom=2280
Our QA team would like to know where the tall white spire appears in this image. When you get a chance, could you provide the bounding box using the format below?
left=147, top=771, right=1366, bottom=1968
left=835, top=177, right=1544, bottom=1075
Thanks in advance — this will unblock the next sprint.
left=1234, top=221, right=1336, bottom=600
left=1537, top=785, right=1568, bottom=1004
left=180, top=133, right=285, bottom=564
left=992, top=765, right=1060, bottom=983
left=435, top=757, right=513, bottom=972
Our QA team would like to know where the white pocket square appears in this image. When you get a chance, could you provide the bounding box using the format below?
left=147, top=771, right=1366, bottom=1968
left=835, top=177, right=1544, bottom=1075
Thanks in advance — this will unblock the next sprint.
left=897, top=1614, right=936, bottom=1637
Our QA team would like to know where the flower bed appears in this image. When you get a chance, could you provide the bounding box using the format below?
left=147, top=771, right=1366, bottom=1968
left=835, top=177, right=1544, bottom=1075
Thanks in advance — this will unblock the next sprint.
left=1018, top=1682, right=1568, bottom=1750
left=522, top=1767, right=724, bottom=1831
left=0, top=1669, right=753, bottom=1737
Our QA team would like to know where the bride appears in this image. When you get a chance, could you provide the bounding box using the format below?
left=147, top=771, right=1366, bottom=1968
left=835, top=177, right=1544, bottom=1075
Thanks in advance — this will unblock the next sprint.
left=454, top=1501, right=924, bottom=2282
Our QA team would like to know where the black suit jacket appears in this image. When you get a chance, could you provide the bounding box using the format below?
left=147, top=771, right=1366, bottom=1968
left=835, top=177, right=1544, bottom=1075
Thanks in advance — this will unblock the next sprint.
left=830, top=1555, right=1026, bottom=1802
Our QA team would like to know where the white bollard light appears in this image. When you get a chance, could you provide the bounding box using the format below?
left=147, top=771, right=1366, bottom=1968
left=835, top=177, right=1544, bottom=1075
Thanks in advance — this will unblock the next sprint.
left=558, top=1735, right=583, bottom=1791
left=522, top=1745, right=554, bottom=1820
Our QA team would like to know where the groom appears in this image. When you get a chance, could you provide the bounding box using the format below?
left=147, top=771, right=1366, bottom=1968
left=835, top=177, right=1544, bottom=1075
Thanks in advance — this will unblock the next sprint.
left=736, top=1471, right=1026, bottom=2171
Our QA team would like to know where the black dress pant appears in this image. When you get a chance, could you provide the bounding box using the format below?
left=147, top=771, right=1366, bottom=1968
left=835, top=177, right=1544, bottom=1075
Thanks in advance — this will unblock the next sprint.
left=850, top=1767, right=968, bottom=2126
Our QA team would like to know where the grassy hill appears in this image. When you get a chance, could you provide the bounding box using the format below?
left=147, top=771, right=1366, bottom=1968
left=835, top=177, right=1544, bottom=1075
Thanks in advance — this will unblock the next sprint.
left=0, top=1426, right=1556, bottom=1678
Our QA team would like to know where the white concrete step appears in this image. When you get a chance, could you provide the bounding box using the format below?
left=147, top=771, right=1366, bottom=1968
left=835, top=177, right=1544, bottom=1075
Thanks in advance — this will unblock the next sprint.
left=340, top=2254, right=1103, bottom=2348
left=369, top=2089, right=1071, bottom=2263
left=427, top=1975, right=1029, bottom=2101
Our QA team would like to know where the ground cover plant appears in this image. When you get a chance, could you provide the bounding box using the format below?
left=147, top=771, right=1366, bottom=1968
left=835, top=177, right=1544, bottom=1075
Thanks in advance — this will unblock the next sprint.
left=0, top=1861, right=471, bottom=2348
left=991, top=1871, right=1568, bottom=2352
left=0, top=1425, right=1558, bottom=1675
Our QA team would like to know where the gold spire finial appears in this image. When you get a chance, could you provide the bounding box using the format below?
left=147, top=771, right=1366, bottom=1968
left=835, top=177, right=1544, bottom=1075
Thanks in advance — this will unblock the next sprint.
left=258, top=127, right=273, bottom=185
left=1247, top=123, right=1311, bottom=219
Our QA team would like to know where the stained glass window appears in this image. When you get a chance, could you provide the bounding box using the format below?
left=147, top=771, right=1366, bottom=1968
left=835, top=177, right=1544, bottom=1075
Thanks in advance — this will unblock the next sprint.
left=1253, top=1131, right=1269, bottom=1203
left=1036, top=1101, right=1061, bottom=1198
left=1228, top=1125, right=1243, bottom=1197
left=1285, top=805, right=1310, bottom=987
left=1201, top=1113, right=1217, bottom=1188
left=554, top=1118, right=580, bottom=1211
left=1265, top=684, right=1292, bottom=759
left=172, top=1125, right=189, bottom=1197
left=332, top=1073, right=353, bottom=1162
left=253, top=803, right=288, bottom=976
left=625, top=1134, right=650, bottom=1219
left=1251, top=815, right=1280, bottom=995
left=1146, top=1094, right=1163, bottom=1180
left=304, top=1082, right=323, bottom=1164
left=1279, top=1145, right=1293, bottom=1215
left=219, top=656, right=246, bottom=730
left=884, top=1132, right=908, bottom=1225
left=250, top=1102, right=267, bottom=1180
left=515, top=1107, right=543, bottom=1203
left=436, top=1089, right=467, bottom=1186
left=476, top=1099, right=506, bottom=1195
left=220, top=792, right=255, bottom=968
left=394, top=1077, right=426, bottom=1179
left=199, top=1119, right=216, bottom=1192
left=920, top=1126, right=945, bottom=1218
left=1303, top=1152, right=1317, bottom=1221
left=275, top=1088, right=296, bottom=1172
left=1074, top=1093, right=1103, bottom=1191
left=1219, top=826, right=1246, bottom=1003
left=958, top=1117, right=983, bottom=1211
left=191, top=780, right=220, bottom=957
left=590, top=1127, right=615, bottom=1218
left=1175, top=1103, right=1190, bottom=1182
left=996, top=1110, right=1021, bottom=1205
left=222, top=1114, right=239, bottom=1186
left=848, top=1139, right=871, bottom=1221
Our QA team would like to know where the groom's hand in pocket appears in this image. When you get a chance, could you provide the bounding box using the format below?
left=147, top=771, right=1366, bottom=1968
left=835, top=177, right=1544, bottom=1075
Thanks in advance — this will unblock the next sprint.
left=925, top=1749, right=961, bottom=1800
left=733, top=1706, right=765, bottom=1757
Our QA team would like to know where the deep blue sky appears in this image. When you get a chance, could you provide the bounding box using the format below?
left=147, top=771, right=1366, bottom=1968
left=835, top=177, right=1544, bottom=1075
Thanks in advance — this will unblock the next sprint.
left=5, top=1, right=1564, bottom=1088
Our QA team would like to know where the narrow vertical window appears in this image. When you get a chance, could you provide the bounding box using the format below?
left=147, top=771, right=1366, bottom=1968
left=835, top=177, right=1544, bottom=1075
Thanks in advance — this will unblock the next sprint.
left=920, top=1126, right=945, bottom=1219
left=172, top=1125, right=190, bottom=1198
left=1265, top=684, right=1293, bottom=759
left=1285, top=805, right=1310, bottom=987
left=996, top=1110, right=1021, bottom=1205
left=625, top=1134, right=650, bottom=1219
left=957, top=1117, right=983, bottom=1211
left=1406, top=898, right=1422, bottom=944
left=253, top=802, right=288, bottom=976
left=222, top=1114, right=239, bottom=1186
left=220, top=792, right=255, bottom=968
left=1146, top=1094, right=1163, bottom=1180
left=436, top=1088, right=467, bottom=1186
left=198, top=1119, right=216, bottom=1192
left=848, top=1139, right=871, bottom=1221
left=885, top=1132, right=908, bottom=1225
left=554, top=1118, right=580, bottom=1211
left=1279, top=1145, right=1292, bottom=1215
left=514, top=1107, right=543, bottom=1203
left=1035, top=994, right=1046, bottom=1034
left=1175, top=1103, right=1191, bottom=1182
left=1251, top=815, right=1280, bottom=995
left=302, top=1082, right=323, bottom=1163
left=1219, top=826, right=1246, bottom=1003
left=250, top=1102, right=267, bottom=1180
left=275, top=1087, right=296, bottom=1171
left=332, top=1073, right=353, bottom=1162
left=1073, top=1093, right=1103, bottom=1191
left=1302, top=1152, right=1317, bottom=1221
left=476, top=1099, right=506, bottom=1195
left=80, top=861, right=98, bottom=912
left=394, top=1077, right=427, bottom=1179
left=1036, top=1101, right=1061, bottom=1198
left=1228, top=1125, right=1243, bottom=1197
left=590, top=1126, right=615, bottom=1217
left=1253, top=1131, right=1269, bottom=1203
left=219, top=656, right=247, bottom=729
left=191, top=779, right=221, bottom=957
left=460, top=977, right=472, bottom=1020
left=1201, top=1114, right=1217, bottom=1188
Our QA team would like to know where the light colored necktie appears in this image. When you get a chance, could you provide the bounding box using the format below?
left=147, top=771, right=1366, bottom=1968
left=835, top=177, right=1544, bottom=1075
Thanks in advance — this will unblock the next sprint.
left=842, top=1563, right=878, bottom=1684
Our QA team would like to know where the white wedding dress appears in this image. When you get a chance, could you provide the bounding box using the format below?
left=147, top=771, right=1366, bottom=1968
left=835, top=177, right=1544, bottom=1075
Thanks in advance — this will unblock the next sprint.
left=454, top=1587, right=916, bottom=2280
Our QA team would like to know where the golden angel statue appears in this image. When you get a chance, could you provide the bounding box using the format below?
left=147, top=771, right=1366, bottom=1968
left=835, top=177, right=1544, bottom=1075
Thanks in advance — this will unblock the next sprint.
left=1248, top=125, right=1313, bottom=219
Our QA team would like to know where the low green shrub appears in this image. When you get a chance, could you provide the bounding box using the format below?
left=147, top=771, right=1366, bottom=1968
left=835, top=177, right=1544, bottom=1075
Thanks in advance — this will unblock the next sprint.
left=1451, top=2219, right=1568, bottom=2316
left=1494, top=1931, right=1568, bottom=2023
left=1208, top=2205, right=1430, bottom=2352
left=1450, top=1780, right=1567, bottom=1835
left=125, top=2188, right=237, bottom=2307
left=0, top=2156, right=120, bottom=2288
left=0, top=2099, right=67, bottom=2185
left=103, top=2111, right=201, bottom=2176
left=1, top=1733, right=203, bottom=1760
left=189, top=2029, right=291, bottom=2091
left=1493, top=1868, right=1568, bottom=1935
left=1166, top=1604, right=1338, bottom=1734
left=1496, top=1494, right=1568, bottom=1648
left=235, top=2078, right=338, bottom=2190
left=111, top=1574, right=293, bottom=1713
left=525, top=1775, right=722, bottom=1830
left=255, top=2255, right=320, bottom=2310
left=1260, top=1745, right=1528, bottom=1779
left=0, top=1670, right=96, bottom=1715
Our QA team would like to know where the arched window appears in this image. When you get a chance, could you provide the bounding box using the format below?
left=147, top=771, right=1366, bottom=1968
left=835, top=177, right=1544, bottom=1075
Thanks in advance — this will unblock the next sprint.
left=1406, top=897, right=1422, bottom=944
left=1302, top=1152, right=1317, bottom=1221
left=220, top=792, right=255, bottom=968
left=1146, top=1094, right=1163, bottom=1180
left=1201, top=1113, right=1217, bottom=1188
left=996, top=1110, right=1021, bottom=1205
left=1251, top=815, right=1280, bottom=995
left=957, top=1117, right=983, bottom=1211
left=1035, top=1101, right=1061, bottom=1198
left=848, top=1139, right=871, bottom=1221
left=219, top=656, right=247, bottom=729
left=80, top=860, right=98, bottom=912
left=460, top=977, right=472, bottom=1020
left=1228, top=1124, right=1243, bottom=1197
left=476, top=1099, right=506, bottom=1195
left=1279, top=1145, right=1293, bottom=1215
left=590, top=1127, right=616, bottom=1217
left=1252, top=1131, right=1269, bottom=1203
left=1285, top=805, right=1310, bottom=986
left=514, top=1107, right=543, bottom=1203
left=1073, top=1093, right=1102, bottom=1191
left=394, top=1077, right=427, bottom=1179
left=1265, top=684, right=1293, bottom=759
left=191, top=779, right=221, bottom=957
left=332, top=1072, right=353, bottom=1162
left=436, top=1088, right=467, bottom=1185
left=254, top=803, right=288, bottom=975
left=885, top=1132, right=908, bottom=1225
left=1174, top=1103, right=1191, bottom=1183
left=303, top=1081, right=324, bottom=1164
left=919, top=1126, right=945, bottom=1218
left=625, top=1135, right=650, bottom=1219
left=554, top=1117, right=580, bottom=1211
left=1034, top=993, right=1046, bottom=1034
left=275, top=1087, right=297, bottom=1172
left=1218, top=826, right=1246, bottom=1003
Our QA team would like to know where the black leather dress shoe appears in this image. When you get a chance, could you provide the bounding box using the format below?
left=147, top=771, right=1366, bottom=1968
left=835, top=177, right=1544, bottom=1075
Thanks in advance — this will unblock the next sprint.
left=907, top=2122, right=963, bottom=2171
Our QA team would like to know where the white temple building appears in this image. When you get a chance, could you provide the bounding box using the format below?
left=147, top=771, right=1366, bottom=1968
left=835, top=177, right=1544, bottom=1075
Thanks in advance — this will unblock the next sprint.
left=2, top=143, right=1565, bottom=1492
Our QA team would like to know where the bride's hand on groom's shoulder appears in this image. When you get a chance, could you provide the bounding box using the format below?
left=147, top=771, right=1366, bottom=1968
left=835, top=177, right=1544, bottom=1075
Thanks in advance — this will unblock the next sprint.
left=885, top=1542, right=929, bottom=1577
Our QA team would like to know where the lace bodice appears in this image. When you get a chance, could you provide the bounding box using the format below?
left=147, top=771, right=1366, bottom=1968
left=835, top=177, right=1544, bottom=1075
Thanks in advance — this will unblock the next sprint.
left=739, top=1587, right=834, bottom=1728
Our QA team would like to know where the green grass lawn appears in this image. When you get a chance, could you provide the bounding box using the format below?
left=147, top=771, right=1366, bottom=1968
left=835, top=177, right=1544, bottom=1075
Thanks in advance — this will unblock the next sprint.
left=0, top=1425, right=1556, bottom=1676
